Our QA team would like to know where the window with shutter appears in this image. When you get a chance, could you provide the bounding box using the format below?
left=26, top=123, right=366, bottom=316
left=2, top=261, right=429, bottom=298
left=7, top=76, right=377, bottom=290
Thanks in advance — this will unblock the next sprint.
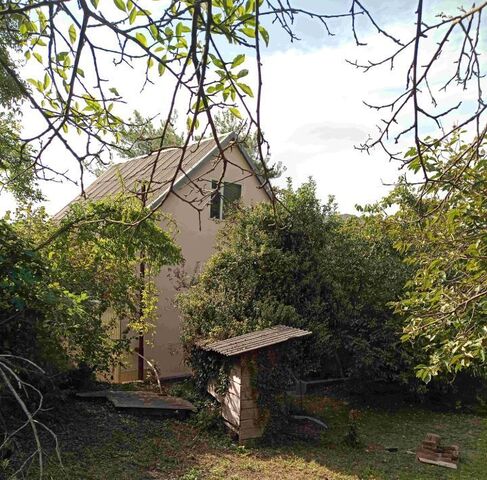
left=222, top=182, right=242, bottom=219
left=209, top=180, right=242, bottom=219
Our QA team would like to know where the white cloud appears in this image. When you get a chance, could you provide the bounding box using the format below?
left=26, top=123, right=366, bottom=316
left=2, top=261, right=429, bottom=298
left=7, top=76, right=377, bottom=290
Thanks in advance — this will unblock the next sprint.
left=1, top=5, right=482, bottom=217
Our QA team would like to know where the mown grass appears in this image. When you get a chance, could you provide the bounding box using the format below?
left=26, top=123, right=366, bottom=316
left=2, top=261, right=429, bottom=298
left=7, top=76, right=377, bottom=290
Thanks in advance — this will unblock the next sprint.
left=17, top=391, right=487, bottom=480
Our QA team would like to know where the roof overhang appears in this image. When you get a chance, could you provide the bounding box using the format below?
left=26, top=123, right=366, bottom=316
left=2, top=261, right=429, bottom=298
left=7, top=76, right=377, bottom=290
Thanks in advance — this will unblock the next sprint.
left=149, top=131, right=274, bottom=210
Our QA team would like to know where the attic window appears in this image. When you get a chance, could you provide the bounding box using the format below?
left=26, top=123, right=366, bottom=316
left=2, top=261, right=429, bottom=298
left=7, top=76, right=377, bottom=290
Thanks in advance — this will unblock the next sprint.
left=210, top=180, right=242, bottom=219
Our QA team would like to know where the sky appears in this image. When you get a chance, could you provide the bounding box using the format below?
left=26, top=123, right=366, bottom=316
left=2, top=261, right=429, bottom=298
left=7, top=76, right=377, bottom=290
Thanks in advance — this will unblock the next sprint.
left=1, top=0, right=481, bottom=216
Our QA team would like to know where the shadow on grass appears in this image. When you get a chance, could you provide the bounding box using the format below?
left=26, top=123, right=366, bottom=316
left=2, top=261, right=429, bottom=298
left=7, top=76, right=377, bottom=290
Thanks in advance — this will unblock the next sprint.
left=7, top=392, right=487, bottom=480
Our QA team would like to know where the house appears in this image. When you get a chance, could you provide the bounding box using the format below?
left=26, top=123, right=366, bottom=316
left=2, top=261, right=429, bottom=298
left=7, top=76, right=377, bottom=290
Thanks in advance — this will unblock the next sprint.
left=55, top=132, right=272, bottom=381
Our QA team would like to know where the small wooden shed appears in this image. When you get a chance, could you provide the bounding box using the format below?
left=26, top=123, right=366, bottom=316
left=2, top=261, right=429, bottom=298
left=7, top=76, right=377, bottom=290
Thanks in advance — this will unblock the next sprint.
left=203, top=325, right=311, bottom=441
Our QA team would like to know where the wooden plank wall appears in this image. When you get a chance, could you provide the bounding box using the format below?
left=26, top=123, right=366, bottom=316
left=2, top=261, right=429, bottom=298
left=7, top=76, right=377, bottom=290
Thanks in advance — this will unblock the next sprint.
left=237, top=354, right=266, bottom=441
left=208, top=354, right=268, bottom=442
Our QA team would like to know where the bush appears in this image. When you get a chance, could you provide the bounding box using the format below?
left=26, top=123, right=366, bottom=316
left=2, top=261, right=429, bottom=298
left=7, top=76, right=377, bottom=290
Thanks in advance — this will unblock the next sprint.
left=179, top=180, right=415, bottom=390
left=1, top=198, right=182, bottom=474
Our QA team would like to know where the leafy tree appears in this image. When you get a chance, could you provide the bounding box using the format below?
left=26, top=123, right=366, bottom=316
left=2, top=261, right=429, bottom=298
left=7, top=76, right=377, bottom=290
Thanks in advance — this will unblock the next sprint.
left=0, top=15, right=25, bottom=108
left=379, top=134, right=487, bottom=382
left=178, top=180, right=413, bottom=386
left=115, top=110, right=183, bottom=159
left=1, top=1, right=482, bottom=213
left=11, top=197, right=182, bottom=370
left=1, top=197, right=181, bottom=474
left=0, top=114, right=42, bottom=203
left=0, top=16, right=40, bottom=203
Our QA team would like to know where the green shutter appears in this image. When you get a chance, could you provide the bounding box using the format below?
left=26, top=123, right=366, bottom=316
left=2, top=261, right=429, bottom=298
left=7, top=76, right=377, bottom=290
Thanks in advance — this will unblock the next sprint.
left=210, top=180, right=221, bottom=219
left=222, top=182, right=242, bottom=218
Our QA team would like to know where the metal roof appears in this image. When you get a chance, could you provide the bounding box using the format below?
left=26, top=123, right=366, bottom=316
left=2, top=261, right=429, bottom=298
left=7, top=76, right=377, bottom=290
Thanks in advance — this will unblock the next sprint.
left=53, top=131, right=273, bottom=220
left=201, top=325, right=312, bottom=357
left=53, top=135, right=220, bottom=219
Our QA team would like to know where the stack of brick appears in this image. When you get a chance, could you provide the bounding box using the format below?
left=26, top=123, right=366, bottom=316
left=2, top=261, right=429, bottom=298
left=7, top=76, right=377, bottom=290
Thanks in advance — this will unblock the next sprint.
left=416, top=433, right=459, bottom=469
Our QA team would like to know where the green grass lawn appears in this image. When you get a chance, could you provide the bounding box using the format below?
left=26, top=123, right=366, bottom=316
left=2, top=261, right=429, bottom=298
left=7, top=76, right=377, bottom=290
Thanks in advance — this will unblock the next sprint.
left=16, top=391, right=487, bottom=480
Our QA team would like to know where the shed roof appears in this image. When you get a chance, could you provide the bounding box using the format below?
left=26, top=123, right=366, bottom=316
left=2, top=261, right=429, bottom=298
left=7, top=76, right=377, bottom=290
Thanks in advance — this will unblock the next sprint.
left=202, top=325, right=312, bottom=357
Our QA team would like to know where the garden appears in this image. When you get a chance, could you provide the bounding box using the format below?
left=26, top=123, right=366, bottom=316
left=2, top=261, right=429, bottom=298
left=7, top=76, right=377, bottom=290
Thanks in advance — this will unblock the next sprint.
left=1, top=1, right=486, bottom=478
left=3, top=142, right=487, bottom=478
left=9, top=380, right=487, bottom=480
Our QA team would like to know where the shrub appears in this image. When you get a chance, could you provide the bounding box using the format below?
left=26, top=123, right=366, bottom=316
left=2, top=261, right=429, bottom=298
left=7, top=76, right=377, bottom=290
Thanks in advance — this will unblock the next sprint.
left=178, top=180, right=416, bottom=397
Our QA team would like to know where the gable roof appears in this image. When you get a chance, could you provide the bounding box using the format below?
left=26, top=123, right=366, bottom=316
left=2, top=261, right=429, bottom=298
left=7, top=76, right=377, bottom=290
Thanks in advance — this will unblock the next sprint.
left=201, top=325, right=312, bottom=357
left=54, top=132, right=271, bottom=219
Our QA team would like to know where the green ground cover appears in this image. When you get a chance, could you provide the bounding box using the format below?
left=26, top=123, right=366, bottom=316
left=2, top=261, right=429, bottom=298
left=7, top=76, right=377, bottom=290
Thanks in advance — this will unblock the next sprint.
left=15, top=387, right=487, bottom=480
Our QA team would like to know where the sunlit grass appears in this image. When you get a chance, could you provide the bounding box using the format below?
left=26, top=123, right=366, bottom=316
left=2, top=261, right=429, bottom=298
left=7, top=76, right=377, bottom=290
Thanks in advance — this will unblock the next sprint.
left=29, top=394, right=487, bottom=480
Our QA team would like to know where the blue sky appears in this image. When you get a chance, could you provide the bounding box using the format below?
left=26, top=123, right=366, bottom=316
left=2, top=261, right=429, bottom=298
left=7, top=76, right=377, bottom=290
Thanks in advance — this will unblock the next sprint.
left=1, top=0, right=483, bottom=216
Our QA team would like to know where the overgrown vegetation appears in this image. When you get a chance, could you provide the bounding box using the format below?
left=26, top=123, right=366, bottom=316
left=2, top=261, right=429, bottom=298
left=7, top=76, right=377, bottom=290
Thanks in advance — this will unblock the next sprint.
left=386, top=134, right=486, bottom=381
left=1, top=196, right=181, bottom=472
left=178, top=180, right=420, bottom=435
left=180, top=180, right=413, bottom=383
left=5, top=388, right=487, bottom=480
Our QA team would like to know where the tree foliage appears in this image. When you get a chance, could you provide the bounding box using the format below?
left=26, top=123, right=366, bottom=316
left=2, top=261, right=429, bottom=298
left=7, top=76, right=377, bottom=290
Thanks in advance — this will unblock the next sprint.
left=377, top=134, right=487, bottom=382
left=0, top=13, right=39, bottom=204
left=0, top=114, right=42, bottom=203
left=0, top=13, right=25, bottom=108
left=1, top=0, right=483, bottom=213
left=179, top=180, right=413, bottom=386
left=8, top=197, right=182, bottom=370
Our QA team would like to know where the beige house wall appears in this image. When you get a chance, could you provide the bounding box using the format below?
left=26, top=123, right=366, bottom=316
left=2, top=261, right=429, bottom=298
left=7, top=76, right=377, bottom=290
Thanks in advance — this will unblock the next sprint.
left=115, top=144, right=270, bottom=382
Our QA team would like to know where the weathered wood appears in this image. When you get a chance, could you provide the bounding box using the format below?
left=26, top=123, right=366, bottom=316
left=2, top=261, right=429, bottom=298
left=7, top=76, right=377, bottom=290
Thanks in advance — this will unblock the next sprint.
left=222, top=392, right=241, bottom=426
left=239, top=417, right=266, bottom=441
left=416, top=433, right=459, bottom=470
left=240, top=406, right=260, bottom=421
left=240, top=398, right=258, bottom=409
left=227, top=379, right=241, bottom=397
left=206, top=327, right=311, bottom=442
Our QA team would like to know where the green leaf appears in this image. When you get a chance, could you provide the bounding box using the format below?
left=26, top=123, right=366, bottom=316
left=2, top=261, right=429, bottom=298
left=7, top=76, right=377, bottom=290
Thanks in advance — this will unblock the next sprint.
left=68, top=24, right=77, bottom=45
left=33, top=52, right=43, bottom=63
left=43, top=73, right=51, bottom=90
left=56, top=51, right=68, bottom=62
left=158, top=59, right=166, bottom=76
left=109, top=87, right=120, bottom=96
left=259, top=25, right=269, bottom=46
left=236, top=69, right=249, bottom=78
left=237, top=83, right=253, bottom=97
left=176, top=22, right=183, bottom=38
left=113, top=0, right=126, bottom=12
left=229, top=107, right=242, bottom=119
left=231, top=54, right=245, bottom=68
left=135, top=32, right=148, bottom=47
left=241, top=27, right=255, bottom=38
left=149, top=24, right=158, bottom=40
left=209, top=54, right=224, bottom=68
left=90, top=0, right=99, bottom=7
left=129, top=8, right=137, bottom=25
left=38, top=11, right=47, bottom=31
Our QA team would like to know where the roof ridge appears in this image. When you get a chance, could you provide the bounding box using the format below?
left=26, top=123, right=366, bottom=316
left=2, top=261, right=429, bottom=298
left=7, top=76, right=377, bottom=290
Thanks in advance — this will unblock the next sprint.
left=117, top=132, right=234, bottom=166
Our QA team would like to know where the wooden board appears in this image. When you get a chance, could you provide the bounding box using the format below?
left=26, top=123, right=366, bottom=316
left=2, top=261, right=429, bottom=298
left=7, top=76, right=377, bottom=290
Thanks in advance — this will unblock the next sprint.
left=106, top=391, right=196, bottom=412
left=416, top=450, right=458, bottom=470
